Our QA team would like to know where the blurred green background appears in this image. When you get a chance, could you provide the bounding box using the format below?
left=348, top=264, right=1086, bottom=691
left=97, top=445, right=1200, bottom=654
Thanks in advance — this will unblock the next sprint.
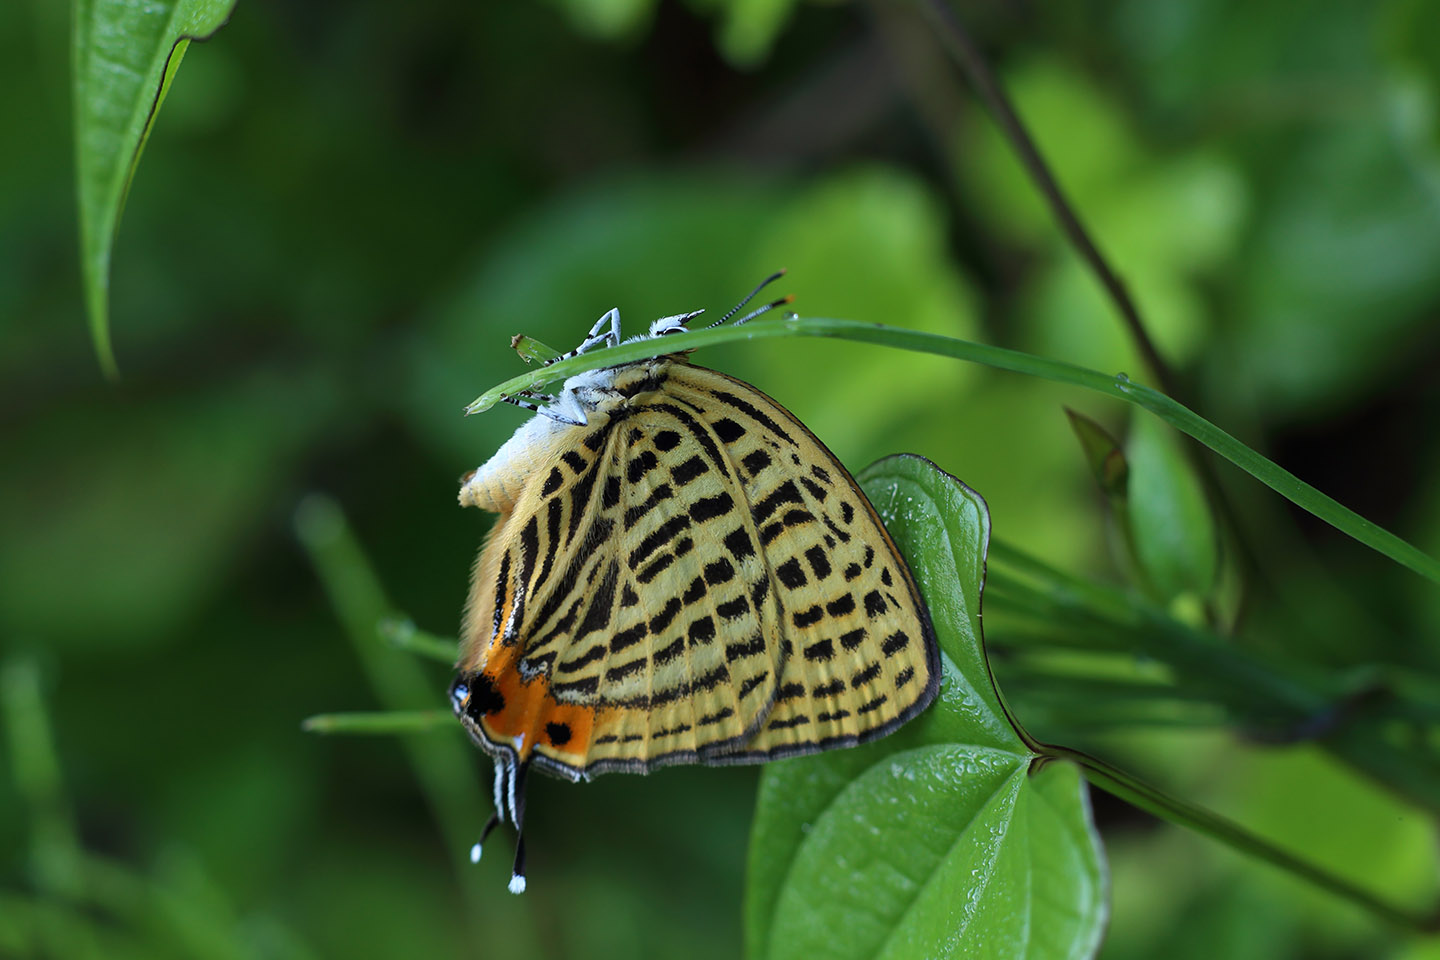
left=6, top=0, right=1440, bottom=957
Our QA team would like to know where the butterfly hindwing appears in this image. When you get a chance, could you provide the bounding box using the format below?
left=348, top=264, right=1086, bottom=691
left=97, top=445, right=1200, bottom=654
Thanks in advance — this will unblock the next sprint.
left=661, top=366, right=940, bottom=758
left=549, top=404, right=787, bottom=769
left=457, top=387, right=789, bottom=778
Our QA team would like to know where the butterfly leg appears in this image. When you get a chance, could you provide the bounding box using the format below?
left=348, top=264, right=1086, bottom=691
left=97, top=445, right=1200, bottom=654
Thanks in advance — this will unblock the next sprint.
left=498, top=393, right=586, bottom=426
left=546, top=308, right=622, bottom=365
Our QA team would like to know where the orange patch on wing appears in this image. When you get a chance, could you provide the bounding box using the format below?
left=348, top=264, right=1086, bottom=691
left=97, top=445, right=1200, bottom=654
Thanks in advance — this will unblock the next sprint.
left=476, top=640, right=597, bottom=764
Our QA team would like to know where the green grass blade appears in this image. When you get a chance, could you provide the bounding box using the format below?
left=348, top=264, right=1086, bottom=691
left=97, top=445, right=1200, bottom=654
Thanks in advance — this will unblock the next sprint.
left=302, top=710, right=455, bottom=735
left=462, top=317, right=1440, bottom=585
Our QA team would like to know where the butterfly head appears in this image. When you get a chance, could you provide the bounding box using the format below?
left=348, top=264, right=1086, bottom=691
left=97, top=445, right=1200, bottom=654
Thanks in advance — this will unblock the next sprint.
left=642, top=310, right=706, bottom=340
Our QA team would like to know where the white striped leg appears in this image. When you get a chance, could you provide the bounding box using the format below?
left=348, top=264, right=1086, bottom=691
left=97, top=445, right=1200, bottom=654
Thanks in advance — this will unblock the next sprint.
left=545, top=308, right=622, bottom=366
left=498, top=393, right=584, bottom=425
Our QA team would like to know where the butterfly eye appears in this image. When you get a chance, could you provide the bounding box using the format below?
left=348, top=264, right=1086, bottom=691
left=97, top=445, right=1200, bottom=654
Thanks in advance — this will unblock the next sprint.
left=450, top=681, right=470, bottom=707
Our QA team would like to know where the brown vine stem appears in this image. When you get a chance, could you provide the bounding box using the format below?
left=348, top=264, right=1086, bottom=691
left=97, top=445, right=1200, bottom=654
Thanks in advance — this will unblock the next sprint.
left=916, top=0, right=1180, bottom=402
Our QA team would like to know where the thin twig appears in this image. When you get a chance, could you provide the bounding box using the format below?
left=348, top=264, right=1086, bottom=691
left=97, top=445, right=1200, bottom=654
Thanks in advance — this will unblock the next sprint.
left=917, top=0, right=1179, bottom=401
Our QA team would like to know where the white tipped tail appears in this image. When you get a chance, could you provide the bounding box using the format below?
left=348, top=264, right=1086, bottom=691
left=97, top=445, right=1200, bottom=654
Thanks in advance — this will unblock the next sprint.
left=469, top=843, right=483, bottom=864
left=508, top=874, right=527, bottom=895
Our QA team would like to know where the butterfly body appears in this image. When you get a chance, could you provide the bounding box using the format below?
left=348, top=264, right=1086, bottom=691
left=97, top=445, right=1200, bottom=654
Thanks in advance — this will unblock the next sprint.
left=450, top=291, right=938, bottom=888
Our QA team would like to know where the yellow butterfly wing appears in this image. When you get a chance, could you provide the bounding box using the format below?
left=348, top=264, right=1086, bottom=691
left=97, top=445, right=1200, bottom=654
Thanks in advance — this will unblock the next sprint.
left=452, top=355, right=938, bottom=782
left=453, top=364, right=786, bottom=780
left=659, top=364, right=940, bottom=759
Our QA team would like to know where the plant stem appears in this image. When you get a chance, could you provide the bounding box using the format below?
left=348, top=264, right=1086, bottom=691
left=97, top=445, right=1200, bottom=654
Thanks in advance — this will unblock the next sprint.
left=293, top=496, right=498, bottom=911
left=378, top=618, right=457, bottom=663
left=1, top=658, right=84, bottom=900
left=913, top=0, right=1180, bottom=403
left=302, top=710, right=455, bottom=735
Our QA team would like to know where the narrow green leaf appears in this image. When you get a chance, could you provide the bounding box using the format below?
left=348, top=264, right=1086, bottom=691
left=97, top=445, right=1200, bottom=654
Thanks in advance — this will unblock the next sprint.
left=461, top=316, right=1440, bottom=586
left=744, top=456, right=1107, bottom=960
left=378, top=618, right=457, bottom=664
left=72, top=0, right=237, bottom=377
left=301, top=710, right=455, bottom=736
left=1126, top=414, right=1219, bottom=603
left=510, top=334, right=561, bottom=365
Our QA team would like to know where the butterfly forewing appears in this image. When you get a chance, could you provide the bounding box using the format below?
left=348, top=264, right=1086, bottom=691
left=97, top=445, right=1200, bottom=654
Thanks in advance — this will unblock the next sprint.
left=455, top=356, right=937, bottom=782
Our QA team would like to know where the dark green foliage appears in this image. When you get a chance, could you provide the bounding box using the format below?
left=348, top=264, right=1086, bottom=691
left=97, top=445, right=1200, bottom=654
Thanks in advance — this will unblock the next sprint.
left=6, top=0, right=1440, bottom=957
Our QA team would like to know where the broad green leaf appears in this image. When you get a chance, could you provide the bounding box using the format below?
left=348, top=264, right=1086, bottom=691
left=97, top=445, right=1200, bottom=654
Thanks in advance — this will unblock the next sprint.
left=745, top=454, right=1107, bottom=960
left=717, top=0, right=799, bottom=66
left=1126, top=415, right=1218, bottom=605
left=73, top=0, right=236, bottom=377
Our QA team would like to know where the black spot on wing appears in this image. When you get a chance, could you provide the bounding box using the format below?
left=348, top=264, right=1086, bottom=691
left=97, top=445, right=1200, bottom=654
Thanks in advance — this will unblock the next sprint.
left=716, top=595, right=749, bottom=620
left=724, top=631, right=766, bottom=662
left=629, top=515, right=691, bottom=568
left=704, top=557, right=736, bottom=585
left=627, top=449, right=659, bottom=484
left=671, top=456, right=708, bottom=486
left=609, top=623, right=649, bottom=654
left=857, top=694, right=889, bottom=715
left=575, top=560, right=619, bottom=639
left=799, top=476, right=828, bottom=501
left=710, top=389, right=796, bottom=445
left=688, top=615, right=716, bottom=646
left=851, top=662, right=881, bottom=687
left=712, top=418, right=746, bottom=443
left=793, top=606, right=823, bottom=628
left=775, top=558, right=807, bottom=589
left=541, top=466, right=564, bottom=497
left=491, top=551, right=510, bottom=640
left=623, top=483, right=674, bottom=528
left=741, top=449, right=771, bottom=476
left=881, top=630, right=910, bottom=656
left=723, top=528, right=755, bottom=560
left=804, top=546, right=832, bottom=580
left=648, top=596, right=683, bottom=634
left=556, top=643, right=606, bottom=673
left=690, top=492, right=735, bottom=523
left=752, top=480, right=803, bottom=524
left=803, top=638, right=833, bottom=660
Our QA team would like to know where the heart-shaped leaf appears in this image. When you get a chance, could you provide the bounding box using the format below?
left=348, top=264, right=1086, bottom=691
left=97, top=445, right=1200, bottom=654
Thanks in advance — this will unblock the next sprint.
left=745, top=454, right=1107, bottom=960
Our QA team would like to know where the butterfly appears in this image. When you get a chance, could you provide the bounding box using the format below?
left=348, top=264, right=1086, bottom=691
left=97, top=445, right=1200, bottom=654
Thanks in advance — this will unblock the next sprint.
left=449, top=274, right=939, bottom=893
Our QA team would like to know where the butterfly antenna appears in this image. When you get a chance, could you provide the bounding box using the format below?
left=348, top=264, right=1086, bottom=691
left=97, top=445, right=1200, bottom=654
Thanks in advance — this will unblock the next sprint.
left=508, top=761, right=531, bottom=894
left=707, top=270, right=787, bottom=328
left=469, top=812, right=503, bottom=864
left=732, top=295, right=795, bottom=327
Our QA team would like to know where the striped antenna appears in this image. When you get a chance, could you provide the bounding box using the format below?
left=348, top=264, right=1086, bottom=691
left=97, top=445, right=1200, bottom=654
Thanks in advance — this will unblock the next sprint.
left=706, top=270, right=787, bottom=328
